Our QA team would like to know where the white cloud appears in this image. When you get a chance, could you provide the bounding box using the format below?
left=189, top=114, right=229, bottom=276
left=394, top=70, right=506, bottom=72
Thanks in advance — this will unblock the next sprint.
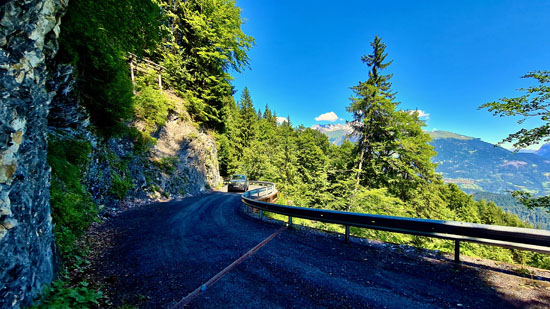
left=315, top=111, right=339, bottom=122
left=409, top=109, right=430, bottom=119
left=276, top=116, right=288, bottom=124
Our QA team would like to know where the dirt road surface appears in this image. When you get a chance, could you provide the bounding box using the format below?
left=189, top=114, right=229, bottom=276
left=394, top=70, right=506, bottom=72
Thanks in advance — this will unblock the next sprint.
left=86, top=192, right=550, bottom=308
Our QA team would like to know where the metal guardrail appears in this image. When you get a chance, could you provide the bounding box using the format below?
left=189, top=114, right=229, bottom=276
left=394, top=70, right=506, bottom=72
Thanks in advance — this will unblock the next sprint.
left=245, top=181, right=277, bottom=199
left=242, top=182, right=550, bottom=262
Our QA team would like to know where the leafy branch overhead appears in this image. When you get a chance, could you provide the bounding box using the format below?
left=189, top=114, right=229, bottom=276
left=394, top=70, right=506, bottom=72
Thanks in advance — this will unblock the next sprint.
left=480, top=70, right=550, bottom=210
left=480, top=71, right=550, bottom=149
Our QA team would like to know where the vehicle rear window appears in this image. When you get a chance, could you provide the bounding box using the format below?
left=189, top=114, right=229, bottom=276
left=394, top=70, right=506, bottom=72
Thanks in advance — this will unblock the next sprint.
left=232, top=175, right=245, bottom=180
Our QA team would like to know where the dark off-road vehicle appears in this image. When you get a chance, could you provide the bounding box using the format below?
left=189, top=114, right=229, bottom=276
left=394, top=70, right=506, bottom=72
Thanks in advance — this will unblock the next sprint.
left=228, top=174, right=249, bottom=192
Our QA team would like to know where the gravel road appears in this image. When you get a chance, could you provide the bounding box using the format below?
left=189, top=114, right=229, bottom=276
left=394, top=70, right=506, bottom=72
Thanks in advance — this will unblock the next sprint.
left=87, top=192, right=550, bottom=308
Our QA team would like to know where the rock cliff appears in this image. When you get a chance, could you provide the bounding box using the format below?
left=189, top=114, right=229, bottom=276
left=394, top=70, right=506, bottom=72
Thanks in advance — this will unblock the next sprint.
left=0, top=0, right=67, bottom=307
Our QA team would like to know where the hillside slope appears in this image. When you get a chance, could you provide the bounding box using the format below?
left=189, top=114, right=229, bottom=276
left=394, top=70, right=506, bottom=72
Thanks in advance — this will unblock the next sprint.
left=430, top=136, right=550, bottom=196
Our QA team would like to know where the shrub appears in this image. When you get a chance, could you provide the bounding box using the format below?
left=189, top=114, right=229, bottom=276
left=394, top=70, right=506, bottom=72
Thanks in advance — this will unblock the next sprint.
left=34, top=279, right=103, bottom=308
left=153, top=156, right=179, bottom=173
left=110, top=173, right=134, bottom=199
left=133, top=87, right=175, bottom=136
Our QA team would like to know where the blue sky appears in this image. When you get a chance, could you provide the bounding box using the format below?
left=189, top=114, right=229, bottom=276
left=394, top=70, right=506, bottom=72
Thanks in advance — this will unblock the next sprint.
left=231, top=0, right=550, bottom=149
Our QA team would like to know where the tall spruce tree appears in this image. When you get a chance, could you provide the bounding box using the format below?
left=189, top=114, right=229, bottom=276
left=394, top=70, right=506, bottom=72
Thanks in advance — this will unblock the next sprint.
left=347, top=36, right=437, bottom=199
left=347, top=36, right=397, bottom=189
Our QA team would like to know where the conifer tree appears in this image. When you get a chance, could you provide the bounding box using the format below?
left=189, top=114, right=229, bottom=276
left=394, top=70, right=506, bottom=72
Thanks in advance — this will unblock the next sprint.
left=347, top=36, right=397, bottom=189
left=347, top=36, right=437, bottom=199
left=234, top=87, right=258, bottom=160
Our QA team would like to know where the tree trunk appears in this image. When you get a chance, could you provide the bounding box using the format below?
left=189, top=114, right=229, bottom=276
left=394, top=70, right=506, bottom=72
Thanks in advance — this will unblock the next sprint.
left=355, top=135, right=367, bottom=190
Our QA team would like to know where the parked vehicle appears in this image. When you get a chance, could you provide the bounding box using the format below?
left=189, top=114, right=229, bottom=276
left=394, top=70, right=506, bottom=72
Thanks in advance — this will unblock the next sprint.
left=228, top=174, right=249, bottom=192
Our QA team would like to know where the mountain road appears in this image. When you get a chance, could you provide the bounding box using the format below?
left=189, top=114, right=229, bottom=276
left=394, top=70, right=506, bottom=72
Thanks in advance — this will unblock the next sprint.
left=86, top=192, right=550, bottom=308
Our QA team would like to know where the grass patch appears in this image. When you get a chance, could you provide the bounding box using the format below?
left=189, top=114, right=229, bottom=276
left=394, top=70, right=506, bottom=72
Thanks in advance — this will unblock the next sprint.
left=33, top=276, right=103, bottom=308
left=153, top=156, right=179, bottom=173
left=133, top=86, right=175, bottom=137
left=43, top=136, right=104, bottom=307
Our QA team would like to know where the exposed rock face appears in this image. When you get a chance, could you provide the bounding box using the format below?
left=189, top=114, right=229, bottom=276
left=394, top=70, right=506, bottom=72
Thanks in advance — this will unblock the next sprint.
left=152, top=110, right=222, bottom=196
left=85, top=96, right=222, bottom=210
left=0, top=0, right=221, bottom=306
left=0, top=0, right=66, bottom=307
left=48, top=70, right=222, bottom=211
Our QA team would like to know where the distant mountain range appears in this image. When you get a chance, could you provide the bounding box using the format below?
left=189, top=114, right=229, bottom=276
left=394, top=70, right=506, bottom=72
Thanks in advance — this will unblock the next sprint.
left=536, top=143, right=550, bottom=158
left=311, top=123, right=356, bottom=145
left=428, top=130, right=550, bottom=196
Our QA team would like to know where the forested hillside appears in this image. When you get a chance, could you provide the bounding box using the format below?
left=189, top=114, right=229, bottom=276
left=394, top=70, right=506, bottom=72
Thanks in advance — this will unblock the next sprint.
left=430, top=133, right=550, bottom=196
left=473, top=192, right=550, bottom=230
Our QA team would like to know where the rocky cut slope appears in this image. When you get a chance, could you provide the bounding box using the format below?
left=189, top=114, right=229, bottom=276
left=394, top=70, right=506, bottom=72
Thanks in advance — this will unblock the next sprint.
left=0, top=0, right=67, bottom=307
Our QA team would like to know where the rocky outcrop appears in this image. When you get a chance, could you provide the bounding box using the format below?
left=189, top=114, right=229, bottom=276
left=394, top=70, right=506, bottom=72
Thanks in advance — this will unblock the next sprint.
left=0, top=0, right=221, bottom=306
left=0, top=0, right=67, bottom=307
left=151, top=107, right=222, bottom=196
left=48, top=70, right=221, bottom=212
left=85, top=93, right=222, bottom=210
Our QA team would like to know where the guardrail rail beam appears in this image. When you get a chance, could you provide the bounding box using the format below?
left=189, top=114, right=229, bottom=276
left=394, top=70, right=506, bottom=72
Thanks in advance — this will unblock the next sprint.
left=242, top=181, right=550, bottom=262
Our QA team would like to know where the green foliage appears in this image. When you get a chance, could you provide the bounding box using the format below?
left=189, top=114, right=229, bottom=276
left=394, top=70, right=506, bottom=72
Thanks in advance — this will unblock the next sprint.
left=110, top=173, right=134, bottom=199
left=133, top=87, right=176, bottom=136
left=473, top=191, right=550, bottom=229
left=104, top=152, right=135, bottom=199
left=58, top=0, right=164, bottom=135
left=512, top=191, right=550, bottom=211
left=346, top=36, right=437, bottom=199
left=481, top=71, right=550, bottom=211
left=34, top=278, right=102, bottom=308
left=127, top=126, right=157, bottom=154
left=158, top=0, right=254, bottom=129
left=235, top=87, right=258, bottom=158
left=48, top=136, right=97, bottom=257
left=480, top=71, right=550, bottom=149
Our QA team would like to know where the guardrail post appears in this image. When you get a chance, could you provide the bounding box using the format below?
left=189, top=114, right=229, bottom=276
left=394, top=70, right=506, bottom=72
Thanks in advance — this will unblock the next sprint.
left=454, top=240, right=460, bottom=263
left=288, top=216, right=293, bottom=229
left=259, top=210, right=263, bottom=221
left=345, top=225, right=350, bottom=243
